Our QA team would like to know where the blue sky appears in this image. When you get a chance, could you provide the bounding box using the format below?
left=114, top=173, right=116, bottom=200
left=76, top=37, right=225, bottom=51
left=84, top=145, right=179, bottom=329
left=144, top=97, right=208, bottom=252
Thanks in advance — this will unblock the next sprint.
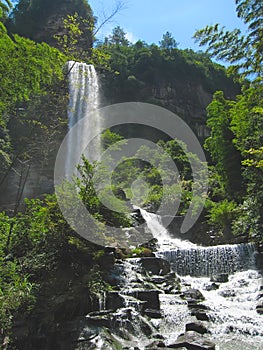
left=89, top=0, right=247, bottom=50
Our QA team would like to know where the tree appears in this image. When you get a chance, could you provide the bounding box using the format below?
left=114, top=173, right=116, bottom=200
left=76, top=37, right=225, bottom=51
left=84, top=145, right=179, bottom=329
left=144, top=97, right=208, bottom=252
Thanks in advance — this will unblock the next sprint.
left=193, top=0, right=263, bottom=81
left=93, top=0, right=126, bottom=36
left=159, top=31, right=178, bottom=50
left=106, top=25, right=129, bottom=46
left=7, top=0, right=95, bottom=49
left=204, top=91, right=243, bottom=198
left=0, top=0, right=12, bottom=20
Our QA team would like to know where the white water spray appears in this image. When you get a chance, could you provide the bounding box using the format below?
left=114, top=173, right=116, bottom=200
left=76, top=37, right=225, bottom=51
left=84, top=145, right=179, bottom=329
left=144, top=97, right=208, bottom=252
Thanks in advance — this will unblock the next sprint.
left=66, top=61, right=100, bottom=177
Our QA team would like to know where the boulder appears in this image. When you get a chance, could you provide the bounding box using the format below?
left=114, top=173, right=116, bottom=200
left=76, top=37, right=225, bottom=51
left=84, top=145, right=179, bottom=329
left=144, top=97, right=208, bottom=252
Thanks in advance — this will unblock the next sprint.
left=218, top=289, right=236, bottom=298
left=210, top=273, right=229, bottom=283
left=146, top=340, right=166, bottom=348
left=139, top=257, right=171, bottom=275
left=204, top=283, right=219, bottom=291
left=85, top=314, right=112, bottom=328
left=168, top=331, right=215, bottom=349
left=106, top=291, right=125, bottom=310
left=191, top=310, right=210, bottom=321
left=256, top=301, right=263, bottom=314
left=97, top=252, right=115, bottom=270
left=180, top=289, right=205, bottom=301
left=139, top=238, right=159, bottom=251
left=129, top=290, right=161, bottom=310
left=187, top=303, right=209, bottom=311
left=185, top=322, right=209, bottom=335
left=144, top=308, right=162, bottom=318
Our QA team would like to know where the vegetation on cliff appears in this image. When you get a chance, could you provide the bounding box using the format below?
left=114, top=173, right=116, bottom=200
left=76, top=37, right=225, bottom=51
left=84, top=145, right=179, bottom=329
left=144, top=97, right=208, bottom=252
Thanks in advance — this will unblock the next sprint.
left=0, top=0, right=262, bottom=347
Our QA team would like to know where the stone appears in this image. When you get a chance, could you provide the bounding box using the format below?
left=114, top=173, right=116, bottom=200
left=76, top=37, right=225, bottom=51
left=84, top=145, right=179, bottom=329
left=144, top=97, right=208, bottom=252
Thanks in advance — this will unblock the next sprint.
left=128, top=290, right=161, bottom=310
left=186, top=322, right=209, bottom=334
left=106, top=291, right=125, bottom=310
left=168, top=331, right=215, bottom=349
left=210, top=273, right=229, bottom=283
left=85, top=314, right=112, bottom=328
left=204, top=283, right=219, bottom=291
left=139, top=238, right=159, bottom=251
left=146, top=340, right=166, bottom=348
left=191, top=310, right=210, bottom=321
left=187, top=303, right=209, bottom=311
left=255, top=252, right=263, bottom=271
left=218, top=289, right=236, bottom=298
left=180, top=289, right=205, bottom=301
left=144, top=308, right=162, bottom=318
left=139, top=257, right=171, bottom=275
left=256, top=301, right=263, bottom=314
left=97, top=252, right=115, bottom=269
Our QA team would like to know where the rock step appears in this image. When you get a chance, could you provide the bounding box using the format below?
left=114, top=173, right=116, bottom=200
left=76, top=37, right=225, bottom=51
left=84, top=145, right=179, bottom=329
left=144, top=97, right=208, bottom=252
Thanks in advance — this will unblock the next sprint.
left=167, top=331, right=215, bottom=349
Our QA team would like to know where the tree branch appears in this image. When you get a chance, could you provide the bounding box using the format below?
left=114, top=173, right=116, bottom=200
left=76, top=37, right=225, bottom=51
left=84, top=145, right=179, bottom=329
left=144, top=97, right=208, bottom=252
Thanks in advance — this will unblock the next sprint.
left=93, top=1, right=126, bottom=36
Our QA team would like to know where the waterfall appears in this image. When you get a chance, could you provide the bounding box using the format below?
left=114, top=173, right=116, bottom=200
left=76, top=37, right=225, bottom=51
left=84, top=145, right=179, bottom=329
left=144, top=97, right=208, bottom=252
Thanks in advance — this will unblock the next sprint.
left=158, top=242, right=256, bottom=277
left=66, top=61, right=100, bottom=176
left=136, top=207, right=256, bottom=276
left=138, top=208, right=171, bottom=243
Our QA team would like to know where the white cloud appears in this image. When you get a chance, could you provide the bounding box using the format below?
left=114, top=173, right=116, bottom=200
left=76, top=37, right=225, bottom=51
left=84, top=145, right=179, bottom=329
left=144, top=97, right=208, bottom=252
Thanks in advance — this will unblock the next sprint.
left=125, top=31, right=138, bottom=44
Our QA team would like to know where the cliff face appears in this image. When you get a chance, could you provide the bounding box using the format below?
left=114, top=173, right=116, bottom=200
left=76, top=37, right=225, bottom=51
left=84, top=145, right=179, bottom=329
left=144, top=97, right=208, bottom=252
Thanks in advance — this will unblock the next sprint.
left=7, top=0, right=95, bottom=50
left=0, top=64, right=239, bottom=210
left=102, top=72, right=239, bottom=140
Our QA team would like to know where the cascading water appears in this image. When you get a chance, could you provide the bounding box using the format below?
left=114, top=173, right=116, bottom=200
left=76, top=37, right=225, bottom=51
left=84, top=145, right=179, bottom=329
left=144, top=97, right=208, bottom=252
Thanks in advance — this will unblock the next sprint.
left=139, top=209, right=263, bottom=349
left=66, top=61, right=100, bottom=177
left=138, top=208, right=171, bottom=243
left=159, top=242, right=256, bottom=277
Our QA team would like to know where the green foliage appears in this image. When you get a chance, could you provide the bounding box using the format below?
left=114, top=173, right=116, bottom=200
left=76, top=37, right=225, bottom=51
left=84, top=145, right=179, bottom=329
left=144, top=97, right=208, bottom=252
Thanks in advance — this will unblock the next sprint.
left=0, top=27, right=66, bottom=113
left=7, top=0, right=95, bottom=49
left=0, top=0, right=12, bottom=21
left=194, top=0, right=263, bottom=81
left=98, top=40, right=239, bottom=104
left=0, top=258, right=35, bottom=343
left=159, top=31, right=178, bottom=50
left=242, top=147, right=263, bottom=169
left=0, top=24, right=67, bottom=179
left=205, top=91, right=243, bottom=198
left=207, top=199, right=238, bottom=232
left=101, top=129, right=124, bottom=150
left=105, top=26, right=129, bottom=46
left=54, top=12, right=84, bottom=58
left=76, top=156, right=132, bottom=228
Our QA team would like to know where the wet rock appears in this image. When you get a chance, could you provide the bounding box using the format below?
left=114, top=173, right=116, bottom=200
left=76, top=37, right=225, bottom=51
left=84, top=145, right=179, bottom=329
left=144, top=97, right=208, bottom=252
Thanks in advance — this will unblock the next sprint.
left=85, top=314, right=112, bottom=328
left=204, top=283, right=219, bottom=291
left=97, top=251, right=115, bottom=269
left=168, top=331, right=215, bottom=349
left=128, top=290, right=161, bottom=310
left=146, top=340, right=166, bottom=348
left=191, top=310, right=210, bottom=321
left=256, top=301, right=263, bottom=314
left=255, top=252, right=263, bottom=271
left=187, top=303, right=209, bottom=311
left=144, top=308, right=162, bottom=318
left=139, top=238, right=159, bottom=251
left=153, top=334, right=165, bottom=340
left=180, top=289, right=205, bottom=301
left=139, top=257, right=171, bottom=275
left=218, top=289, right=236, bottom=298
left=186, top=322, right=209, bottom=334
left=210, top=273, right=229, bottom=283
left=106, top=291, right=125, bottom=310
left=150, top=276, right=168, bottom=284
left=132, top=208, right=145, bottom=224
